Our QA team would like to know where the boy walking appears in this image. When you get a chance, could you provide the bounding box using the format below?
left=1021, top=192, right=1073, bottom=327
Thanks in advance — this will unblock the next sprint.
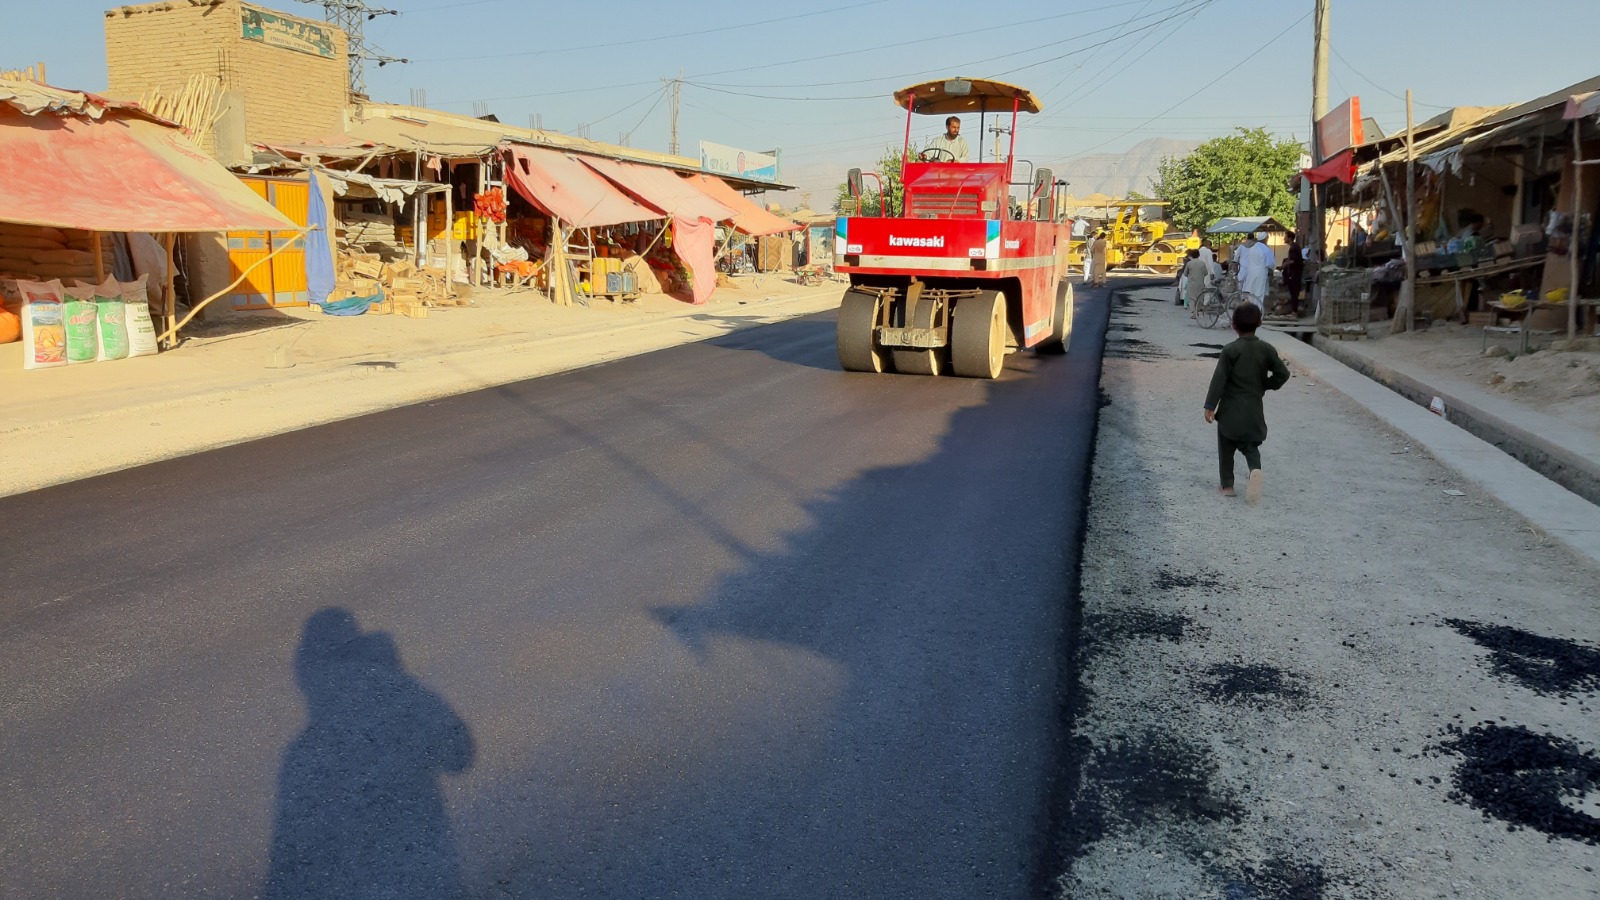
left=1203, top=303, right=1290, bottom=504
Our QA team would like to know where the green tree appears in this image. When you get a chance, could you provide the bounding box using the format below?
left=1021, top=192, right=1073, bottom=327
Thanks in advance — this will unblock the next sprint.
left=833, top=145, right=909, bottom=216
left=1151, top=127, right=1303, bottom=239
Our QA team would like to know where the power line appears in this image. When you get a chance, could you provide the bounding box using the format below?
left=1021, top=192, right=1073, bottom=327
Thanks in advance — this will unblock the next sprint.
left=1330, top=46, right=1450, bottom=110
left=619, top=84, right=669, bottom=146
left=295, top=0, right=407, bottom=95
left=1048, top=9, right=1312, bottom=165
left=425, top=0, right=1180, bottom=106
left=1034, top=0, right=1215, bottom=122
left=686, top=0, right=1155, bottom=88
left=417, top=0, right=888, bottom=63
left=690, top=0, right=1202, bottom=93
left=1033, top=0, right=1155, bottom=101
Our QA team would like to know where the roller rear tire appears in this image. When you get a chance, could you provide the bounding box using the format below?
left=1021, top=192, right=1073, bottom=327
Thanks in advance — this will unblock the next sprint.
left=1036, top=280, right=1074, bottom=355
left=951, top=290, right=1006, bottom=379
left=837, top=290, right=889, bottom=373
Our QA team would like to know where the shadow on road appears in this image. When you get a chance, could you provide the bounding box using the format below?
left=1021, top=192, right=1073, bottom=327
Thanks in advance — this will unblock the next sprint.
left=700, top=313, right=840, bottom=371
left=263, top=608, right=475, bottom=899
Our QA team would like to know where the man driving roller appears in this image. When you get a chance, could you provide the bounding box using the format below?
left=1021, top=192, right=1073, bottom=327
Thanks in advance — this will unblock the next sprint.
left=925, top=116, right=970, bottom=162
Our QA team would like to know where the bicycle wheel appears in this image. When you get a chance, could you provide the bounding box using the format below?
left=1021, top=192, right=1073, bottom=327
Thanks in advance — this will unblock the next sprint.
left=1199, top=288, right=1224, bottom=328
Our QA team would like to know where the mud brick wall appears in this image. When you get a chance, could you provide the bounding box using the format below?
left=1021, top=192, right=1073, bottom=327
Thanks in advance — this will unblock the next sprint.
left=104, top=0, right=348, bottom=162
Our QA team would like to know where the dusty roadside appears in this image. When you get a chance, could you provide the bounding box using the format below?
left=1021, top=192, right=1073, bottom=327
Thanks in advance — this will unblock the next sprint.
left=1053, top=284, right=1600, bottom=898
left=1, top=279, right=842, bottom=496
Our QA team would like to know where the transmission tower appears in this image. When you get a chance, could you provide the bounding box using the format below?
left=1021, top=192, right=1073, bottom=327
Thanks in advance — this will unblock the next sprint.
left=296, top=0, right=408, bottom=96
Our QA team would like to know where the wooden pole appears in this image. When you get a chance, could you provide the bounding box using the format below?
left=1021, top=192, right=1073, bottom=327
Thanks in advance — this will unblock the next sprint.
left=1571, top=121, right=1583, bottom=340
left=162, top=233, right=177, bottom=348
left=1393, top=89, right=1417, bottom=334
left=92, top=232, right=105, bottom=284
left=444, top=177, right=455, bottom=288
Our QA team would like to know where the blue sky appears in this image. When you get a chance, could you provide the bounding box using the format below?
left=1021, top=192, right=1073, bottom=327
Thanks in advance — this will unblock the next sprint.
left=5, top=0, right=1598, bottom=204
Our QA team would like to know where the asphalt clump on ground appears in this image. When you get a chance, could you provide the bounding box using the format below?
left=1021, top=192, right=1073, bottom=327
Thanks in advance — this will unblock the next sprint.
left=1443, top=618, right=1600, bottom=698
left=1201, top=662, right=1310, bottom=709
left=1438, top=723, right=1600, bottom=845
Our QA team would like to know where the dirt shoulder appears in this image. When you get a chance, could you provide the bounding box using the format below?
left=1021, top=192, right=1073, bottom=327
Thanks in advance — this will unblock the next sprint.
left=1053, top=285, right=1600, bottom=899
left=2, top=277, right=843, bottom=497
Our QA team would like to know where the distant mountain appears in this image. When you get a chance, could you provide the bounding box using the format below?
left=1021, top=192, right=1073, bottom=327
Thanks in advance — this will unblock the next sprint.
left=1061, top=137, right=1199, bottom=199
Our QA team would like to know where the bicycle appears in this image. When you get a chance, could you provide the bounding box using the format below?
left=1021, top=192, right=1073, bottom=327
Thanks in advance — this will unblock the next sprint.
left=1195, top=269, right=1245, bottom=329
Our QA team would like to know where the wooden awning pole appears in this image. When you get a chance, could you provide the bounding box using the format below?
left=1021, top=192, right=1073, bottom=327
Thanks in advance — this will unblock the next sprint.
left=162, top=234, right=176, bottom=348
left=92, top=232, right=105, bottom=284
left=1572, top=121, right=1583, bottom=340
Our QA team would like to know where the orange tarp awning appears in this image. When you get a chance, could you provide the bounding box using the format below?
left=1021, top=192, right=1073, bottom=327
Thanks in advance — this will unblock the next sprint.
left=505, top=145, right=661, bottom=228
left=680, top=173, right=800, bottom=236
left=0, top=105, right=296, bottom=232
left=579, top=156, right=736, bottom=224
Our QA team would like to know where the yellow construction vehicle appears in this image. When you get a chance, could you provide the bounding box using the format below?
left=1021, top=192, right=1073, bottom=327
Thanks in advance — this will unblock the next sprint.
left=1068, top=200, right=1200, bottom=276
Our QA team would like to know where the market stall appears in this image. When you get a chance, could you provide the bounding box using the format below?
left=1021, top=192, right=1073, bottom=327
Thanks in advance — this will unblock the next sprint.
left=0, top=79, right=297, bottom=367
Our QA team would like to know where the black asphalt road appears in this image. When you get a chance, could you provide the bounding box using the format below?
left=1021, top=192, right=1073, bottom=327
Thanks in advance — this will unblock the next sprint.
left=1, top=283, right=1111, bottom=899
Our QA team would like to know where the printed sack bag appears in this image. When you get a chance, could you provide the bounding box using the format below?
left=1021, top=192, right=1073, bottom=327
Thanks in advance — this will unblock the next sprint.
left=94, top=276, right=130, bottom=362
left=120, top=274, right=159, bottom=357
left=17, top=279, right=67, bottom=369
left=62, top=283, right=99, bottom=365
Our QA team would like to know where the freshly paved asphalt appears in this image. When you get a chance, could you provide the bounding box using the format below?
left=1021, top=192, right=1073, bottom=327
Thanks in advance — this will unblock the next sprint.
left=0, top=282, right=1112, bottom=899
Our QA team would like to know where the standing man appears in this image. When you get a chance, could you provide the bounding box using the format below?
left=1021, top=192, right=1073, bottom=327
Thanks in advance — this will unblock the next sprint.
left=1090, top=230, right=1110, bottom=287
left=1237, top=232, right=1271, bottom=311
left=1280, top=230, right=1305, bottom=317
left=1199, top=238, right=1219, bottom=283
left=925, top=117, right=970, bottom=162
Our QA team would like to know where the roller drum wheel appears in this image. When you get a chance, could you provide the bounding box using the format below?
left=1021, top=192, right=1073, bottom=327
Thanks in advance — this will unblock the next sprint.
left=951, top=290, right=1007, bottom=379
left=837, top=289, right=889, bottom=373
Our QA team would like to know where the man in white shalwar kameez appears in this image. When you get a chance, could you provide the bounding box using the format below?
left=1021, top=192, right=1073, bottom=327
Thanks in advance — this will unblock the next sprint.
left=1237, top=232, right=1271, bottom=310
left=1199, top=239, right=1218, bottom=284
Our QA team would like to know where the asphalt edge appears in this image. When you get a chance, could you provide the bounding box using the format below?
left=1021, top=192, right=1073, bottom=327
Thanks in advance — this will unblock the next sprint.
left=1, top=289, right=843, bottom=498
left=1, top=287, right=845, bottom=440
left=1307, top=333, right=1600, bottom=505
left=1264, top=330, right=1600, bottom=573
left=1034, top=280, right=1118, bottom=899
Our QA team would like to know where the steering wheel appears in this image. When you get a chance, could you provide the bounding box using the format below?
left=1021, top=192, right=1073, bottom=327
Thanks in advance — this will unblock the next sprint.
left=919, top=147, right=956, bottom=163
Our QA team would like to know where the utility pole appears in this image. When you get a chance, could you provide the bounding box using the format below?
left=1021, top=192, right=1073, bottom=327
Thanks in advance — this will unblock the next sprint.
left=1310, top=0, right=1331, bottom=264
left=665, top=70, right=684, bottom=156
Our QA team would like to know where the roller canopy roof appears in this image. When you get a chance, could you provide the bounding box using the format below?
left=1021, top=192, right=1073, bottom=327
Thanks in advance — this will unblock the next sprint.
left=894, top=78, right=1042, bottom=115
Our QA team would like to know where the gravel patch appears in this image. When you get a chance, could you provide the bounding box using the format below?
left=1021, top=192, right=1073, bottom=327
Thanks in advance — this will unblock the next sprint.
left=1052, top=283, right=1600, bottom=899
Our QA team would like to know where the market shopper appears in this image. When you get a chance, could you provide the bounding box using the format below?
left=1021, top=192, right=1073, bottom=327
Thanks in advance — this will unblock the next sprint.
left=1181, top=249, right=1211, bottom=320
left=1203, top=302, right=1290, bottom=504
left=1237, top=232, right=1271, bottom=310
left=1199, top=238, right=1219, bottom=281
left=1281, top=231, right=1305, bottom=317
left=925, top=116, right=970, bottom=162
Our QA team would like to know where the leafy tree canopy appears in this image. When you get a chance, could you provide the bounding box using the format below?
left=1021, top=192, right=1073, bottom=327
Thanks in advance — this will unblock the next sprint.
left=1151, top=127, right=1303, bottom=241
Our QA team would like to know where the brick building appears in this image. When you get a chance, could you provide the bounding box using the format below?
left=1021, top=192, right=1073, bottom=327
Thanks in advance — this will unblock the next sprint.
left=105, top=0, right=348, bottom=166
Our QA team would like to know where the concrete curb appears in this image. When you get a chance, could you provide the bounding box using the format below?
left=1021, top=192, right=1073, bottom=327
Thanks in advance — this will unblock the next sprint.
left=1263, top=331, right=1600, bottom=572
left=1308, top=333, right=1600, bottom=506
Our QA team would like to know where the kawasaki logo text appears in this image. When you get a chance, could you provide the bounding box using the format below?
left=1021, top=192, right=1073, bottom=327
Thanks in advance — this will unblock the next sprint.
left=887, top=235, right=944, bottom=248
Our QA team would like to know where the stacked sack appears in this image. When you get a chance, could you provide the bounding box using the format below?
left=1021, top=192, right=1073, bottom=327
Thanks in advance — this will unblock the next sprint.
left=0, top=222, right=118, bottom=285
left=12, top=276, right=160, bottom=370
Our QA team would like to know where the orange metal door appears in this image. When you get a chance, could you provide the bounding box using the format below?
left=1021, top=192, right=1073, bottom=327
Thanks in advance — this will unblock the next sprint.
left=267, top=181, right=309, bottom=307
left=225, top=177, right=310, bottom=310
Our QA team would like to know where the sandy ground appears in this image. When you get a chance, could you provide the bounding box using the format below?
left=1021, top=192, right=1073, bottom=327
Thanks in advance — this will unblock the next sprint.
left=1, top=275, right=843, bottom=496
left=1054, top=286, right=1600, bottom=899
left=1355, top=322, right=1600, bottom=440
